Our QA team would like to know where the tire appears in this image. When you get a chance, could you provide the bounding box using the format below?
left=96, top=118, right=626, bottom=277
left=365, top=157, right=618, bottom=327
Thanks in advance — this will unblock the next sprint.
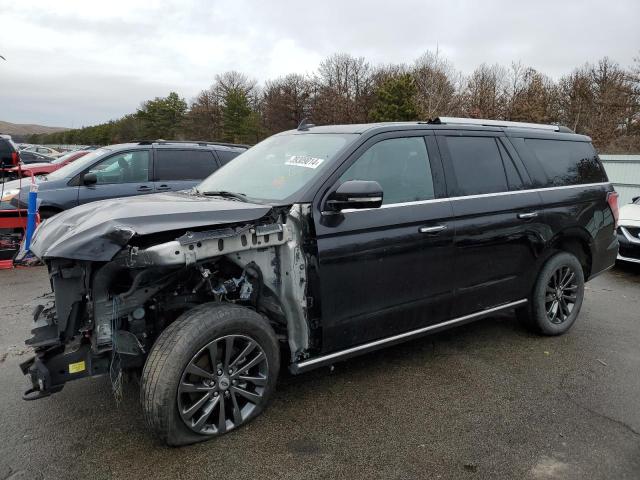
left=517, top=252, right=585, bottom=336
left=140, top=302, right=280, bottom=446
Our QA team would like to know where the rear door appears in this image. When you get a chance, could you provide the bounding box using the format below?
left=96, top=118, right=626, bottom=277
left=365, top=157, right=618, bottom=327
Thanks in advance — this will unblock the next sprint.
left=314, top=131, right=456, bottom=352
left=436, top=130, right=544, bottom=316
left=77, top=150, right=153, bottom=205
left=153, top=149, right=220, bottom=192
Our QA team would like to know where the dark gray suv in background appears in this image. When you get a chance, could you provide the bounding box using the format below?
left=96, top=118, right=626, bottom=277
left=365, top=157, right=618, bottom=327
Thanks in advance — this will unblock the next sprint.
left=10, top=140, right=247, bottom=218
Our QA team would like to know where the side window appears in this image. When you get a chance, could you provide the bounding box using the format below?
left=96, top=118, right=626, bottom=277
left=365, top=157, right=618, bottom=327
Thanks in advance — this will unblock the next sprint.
left=87, top=151, right=150, bottom=184
left=340, top=137, right=434, bottom=205
left=155, top=150, right=217, bottom=181
left=445, top=136, right=508, bottom=196
left=216, top=149, right=244, bottom=165
left=524, top=139, right=607, bottom=186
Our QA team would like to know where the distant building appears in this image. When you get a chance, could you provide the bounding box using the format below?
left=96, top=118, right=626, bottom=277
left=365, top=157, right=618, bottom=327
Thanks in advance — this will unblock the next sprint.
left=600, top=155, right=640, bottom=205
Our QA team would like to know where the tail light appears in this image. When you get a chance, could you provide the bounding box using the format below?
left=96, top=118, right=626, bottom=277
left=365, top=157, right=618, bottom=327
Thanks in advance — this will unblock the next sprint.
left=607, top=191, right=619, bottom=228
left=11, top=151, right=19, bottom=166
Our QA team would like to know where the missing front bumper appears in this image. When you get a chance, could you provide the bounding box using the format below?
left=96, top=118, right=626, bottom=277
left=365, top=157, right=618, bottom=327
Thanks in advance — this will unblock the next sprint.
left=20, top=343, right=110, bottom=401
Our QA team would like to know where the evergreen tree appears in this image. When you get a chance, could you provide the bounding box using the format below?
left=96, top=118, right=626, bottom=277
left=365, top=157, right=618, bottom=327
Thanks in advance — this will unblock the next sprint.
left=136, top=92, right=187, bottom=139
left=222, top=87, right=253, bottom=143
left=370, top=73, right=418, bottom=122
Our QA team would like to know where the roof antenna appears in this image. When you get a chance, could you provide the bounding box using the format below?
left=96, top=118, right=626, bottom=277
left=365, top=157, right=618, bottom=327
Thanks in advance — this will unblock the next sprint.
left=297, top=118, right=315, bottom=131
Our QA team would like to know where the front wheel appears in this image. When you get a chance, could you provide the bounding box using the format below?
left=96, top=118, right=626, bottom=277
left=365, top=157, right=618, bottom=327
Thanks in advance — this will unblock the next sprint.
left=517, top=252, right=585, bottom=336
left=140, top=303, right=280, bottom=446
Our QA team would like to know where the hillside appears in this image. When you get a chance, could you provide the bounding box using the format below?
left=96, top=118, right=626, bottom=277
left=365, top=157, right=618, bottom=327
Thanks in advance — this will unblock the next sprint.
left=0, top=120, right=69, bottom=139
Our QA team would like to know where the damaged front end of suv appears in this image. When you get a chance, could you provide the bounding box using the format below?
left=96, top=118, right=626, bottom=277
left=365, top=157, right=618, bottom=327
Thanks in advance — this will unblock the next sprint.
left=20, top=191, right=315, bottom=401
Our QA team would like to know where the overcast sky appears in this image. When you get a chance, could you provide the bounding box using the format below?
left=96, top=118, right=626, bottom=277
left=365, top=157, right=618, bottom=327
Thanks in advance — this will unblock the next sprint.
left=1, top=0, right=638, bottom=127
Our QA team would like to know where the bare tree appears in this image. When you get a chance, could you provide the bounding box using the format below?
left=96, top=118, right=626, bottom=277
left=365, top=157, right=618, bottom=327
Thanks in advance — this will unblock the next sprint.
left=412, top=49, right=462, bottom=119
left=461, top=63, right=509, bottom=119
left=261, top=74, right=313, bottom=134
left=184, top=87, right=223, bottom=140
left=312, top=53, right=374, bottom=124
left=505, top=63, right=558, bottom=123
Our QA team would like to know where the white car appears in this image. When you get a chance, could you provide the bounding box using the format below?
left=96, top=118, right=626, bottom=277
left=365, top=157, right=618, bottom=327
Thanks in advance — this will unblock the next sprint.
left=22, top=145, right=62, bottom=157
left=617, top=196, right=640, bottom=264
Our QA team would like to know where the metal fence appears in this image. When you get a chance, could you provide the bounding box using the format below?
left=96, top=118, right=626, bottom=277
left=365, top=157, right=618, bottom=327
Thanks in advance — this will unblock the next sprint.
left=600, top=155, right=640, bottom=205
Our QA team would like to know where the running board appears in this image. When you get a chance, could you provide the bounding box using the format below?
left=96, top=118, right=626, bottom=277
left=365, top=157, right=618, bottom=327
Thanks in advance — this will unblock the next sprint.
left=290, top=299, right=528, bottom=374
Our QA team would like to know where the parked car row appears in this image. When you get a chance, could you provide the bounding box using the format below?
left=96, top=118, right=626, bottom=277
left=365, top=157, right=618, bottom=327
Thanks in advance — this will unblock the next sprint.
left=19, top=118, right=620, bottom=447
left=18, top=144, right=63, bottom=157
left=2, top=150, right=91, bottom=181
left=3, top=140, right=247, bottom=217
left=2, top=141, right=101, bottom=178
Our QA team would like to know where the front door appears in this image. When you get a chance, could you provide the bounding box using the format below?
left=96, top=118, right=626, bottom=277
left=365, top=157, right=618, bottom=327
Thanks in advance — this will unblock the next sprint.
left=77, top=150, right=153, bottom=205
left=314, top=132, right=455, bottom=353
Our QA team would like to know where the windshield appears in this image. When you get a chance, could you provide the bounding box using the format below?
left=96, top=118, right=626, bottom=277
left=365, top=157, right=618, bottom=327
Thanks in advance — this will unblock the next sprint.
left=45, top=148, right=110, bottom=180
left=197, top=133, right=357, bottom=202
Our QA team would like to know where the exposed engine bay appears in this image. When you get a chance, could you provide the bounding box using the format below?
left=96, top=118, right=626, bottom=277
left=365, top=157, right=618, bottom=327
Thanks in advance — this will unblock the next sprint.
left=20, top=204, right=318, bottom=399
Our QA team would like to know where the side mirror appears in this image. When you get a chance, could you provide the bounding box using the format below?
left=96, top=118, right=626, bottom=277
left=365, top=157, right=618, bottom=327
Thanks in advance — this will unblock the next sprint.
left=324, top=180, right=383, bottom=212
left=632, top=196, right=639, bottom=204
left=83, top=173, right=98, bottom=185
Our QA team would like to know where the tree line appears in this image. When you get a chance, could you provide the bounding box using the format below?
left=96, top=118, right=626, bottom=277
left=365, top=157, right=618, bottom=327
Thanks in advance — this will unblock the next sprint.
left=30, top=51, right=640, bottom=152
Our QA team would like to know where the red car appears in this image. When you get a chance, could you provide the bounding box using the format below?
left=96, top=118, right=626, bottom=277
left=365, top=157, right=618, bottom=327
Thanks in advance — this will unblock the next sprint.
left=8, top=150, right=90, bottom=178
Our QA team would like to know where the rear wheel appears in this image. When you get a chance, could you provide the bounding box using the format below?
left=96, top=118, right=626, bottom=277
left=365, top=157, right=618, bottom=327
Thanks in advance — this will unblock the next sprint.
left=517, top=252, right=585, bottom=335
left=140, top=303, right=280, bottom=446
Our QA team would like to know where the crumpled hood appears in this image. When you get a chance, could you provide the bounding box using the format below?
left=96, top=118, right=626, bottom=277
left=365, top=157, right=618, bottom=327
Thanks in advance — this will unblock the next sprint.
left=29, top=191, right=273, bottom=261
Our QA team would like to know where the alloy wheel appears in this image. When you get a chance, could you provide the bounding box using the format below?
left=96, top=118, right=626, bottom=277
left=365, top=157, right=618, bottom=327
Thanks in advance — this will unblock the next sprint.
left=544, top=265, right=578, bottom=324
left=177, top=334, right=268, bottom=435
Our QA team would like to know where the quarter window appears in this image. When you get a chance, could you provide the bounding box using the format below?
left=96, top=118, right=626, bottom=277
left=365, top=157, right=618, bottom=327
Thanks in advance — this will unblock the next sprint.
left=445, top=136, right=508, bottom=196
left=524, top=139, right=606, bottom=186
left=340, top=137, right=434, bottom=205
left=86, top=151, right=150, bottom=184
left=155, top=150, right=217, bottom=181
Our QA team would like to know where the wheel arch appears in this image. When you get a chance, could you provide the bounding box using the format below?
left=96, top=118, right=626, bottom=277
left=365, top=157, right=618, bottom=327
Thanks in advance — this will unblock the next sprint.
left=547, top=227, right=593, bottom=280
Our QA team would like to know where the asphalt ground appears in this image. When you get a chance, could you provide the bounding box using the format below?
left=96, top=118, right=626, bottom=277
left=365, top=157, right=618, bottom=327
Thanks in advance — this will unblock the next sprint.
left=0, top=264, right=639, bottom=480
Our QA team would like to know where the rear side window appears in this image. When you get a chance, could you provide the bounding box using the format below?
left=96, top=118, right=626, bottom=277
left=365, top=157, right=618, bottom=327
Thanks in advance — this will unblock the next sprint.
left=216, top=149, right=244, bottom=165
left=524, top=139, right=606, bottom=186
left=444, top=136, right=509, bottom=196
left=155, top=150, right=218, bottom=181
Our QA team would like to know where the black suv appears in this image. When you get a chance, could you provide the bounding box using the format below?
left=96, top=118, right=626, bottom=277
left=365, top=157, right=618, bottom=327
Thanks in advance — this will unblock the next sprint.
left=8, top=140, right=247, bottom=217
left=20, top=118, right=618, bottom=446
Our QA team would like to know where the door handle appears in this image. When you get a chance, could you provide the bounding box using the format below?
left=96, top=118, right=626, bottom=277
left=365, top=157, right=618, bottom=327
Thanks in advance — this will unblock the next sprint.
left=137, top=185, right=152, bottom=192
left=419, top=225, right=447, bottom=234
left=156, top=184, right=171, bottom=191
left=517, top=212, right=539, bottom=219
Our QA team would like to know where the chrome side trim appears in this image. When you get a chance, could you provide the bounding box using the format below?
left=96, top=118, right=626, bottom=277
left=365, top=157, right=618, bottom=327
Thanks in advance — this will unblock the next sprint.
left=291, top=299, right=528, bottom=373
left=342, top=182, right=611, bottom=213
left=617, top=254, right=640, bottom=264
left=347, top=196, right=382, bottom=203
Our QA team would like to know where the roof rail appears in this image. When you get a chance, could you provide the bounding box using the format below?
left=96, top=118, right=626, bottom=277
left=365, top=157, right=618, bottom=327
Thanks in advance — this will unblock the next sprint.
left=133, top=140, right=250, bottom=149
left=429, top=117, right=572, bottom=133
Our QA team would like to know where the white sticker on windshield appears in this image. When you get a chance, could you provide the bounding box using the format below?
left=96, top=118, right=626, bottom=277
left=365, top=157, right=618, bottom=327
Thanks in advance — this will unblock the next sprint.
left=285, top=155, right=325, bottom=169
